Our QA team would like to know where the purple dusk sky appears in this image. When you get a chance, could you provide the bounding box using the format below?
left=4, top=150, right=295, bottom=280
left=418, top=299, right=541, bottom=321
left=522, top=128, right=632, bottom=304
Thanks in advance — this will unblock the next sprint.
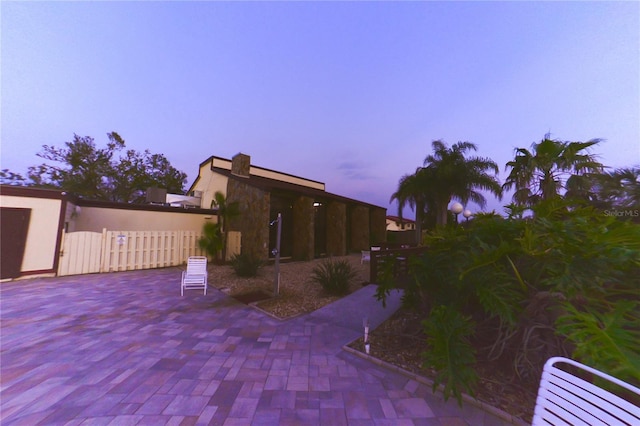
left=2, top=1, right=638, bottom=217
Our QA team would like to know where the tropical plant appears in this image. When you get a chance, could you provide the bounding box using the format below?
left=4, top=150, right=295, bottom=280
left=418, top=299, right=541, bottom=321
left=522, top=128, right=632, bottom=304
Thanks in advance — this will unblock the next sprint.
left=557, top=301, right=640, bottom=384
left=230, top=253, right=263, bottom=277
left=423, top=140, right=502, bottom=226
left=211, top=191, right=241, bottom=261
left=584, top=166, right=640, bottom=214
left=310, top=258, right=357, bottom=295
left=503, top=135, right=604, bottom=207
left=375, top=199, right=640, bottom=404
left=198, top=222, right=224, bottom=261
left=390, top=167, right=433, bottom=241
left=391, top=140, right=502, bottom=231
left=422, top=306, right=478, bottom=405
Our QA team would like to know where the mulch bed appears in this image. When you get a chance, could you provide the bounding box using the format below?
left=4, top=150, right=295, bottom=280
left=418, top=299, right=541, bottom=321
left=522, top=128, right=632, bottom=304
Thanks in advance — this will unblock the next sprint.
left=232, top=290, right=273, bottom=305
left=348, top=307, right=537, bottom=424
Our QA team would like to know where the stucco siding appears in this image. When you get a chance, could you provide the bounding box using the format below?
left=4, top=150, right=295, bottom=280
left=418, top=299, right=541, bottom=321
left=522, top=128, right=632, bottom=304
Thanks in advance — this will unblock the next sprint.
left=191, top=164, right=228, bottom=210
left=73, top=207, right=217, bottom=232
left=1, top=195, right=61, bottom=273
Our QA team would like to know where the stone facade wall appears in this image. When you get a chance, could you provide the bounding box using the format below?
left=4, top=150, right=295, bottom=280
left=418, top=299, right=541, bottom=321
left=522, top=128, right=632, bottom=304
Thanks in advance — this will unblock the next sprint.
left=227, top=179, right=270, bottom=260
left=325, top=201, right=347, bottom=256
left=369, top=207, right=387, bottom=246
left=350, top=205, right=370, bottom=251
left=292, top=196, right=315, bottom=261
left=231, top=153, right=250, bottom=177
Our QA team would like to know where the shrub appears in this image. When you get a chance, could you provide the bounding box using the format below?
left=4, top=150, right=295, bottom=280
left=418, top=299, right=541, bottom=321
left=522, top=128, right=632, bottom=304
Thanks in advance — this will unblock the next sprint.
left=230, top=253, right=262, bottom=277
left=422, top=306, right=477, bottom=405
left=311, top=258, right=357, bottom=295
left=374, top=200, right=640, bottom=404
left=198, top=222, right=223, bottom=261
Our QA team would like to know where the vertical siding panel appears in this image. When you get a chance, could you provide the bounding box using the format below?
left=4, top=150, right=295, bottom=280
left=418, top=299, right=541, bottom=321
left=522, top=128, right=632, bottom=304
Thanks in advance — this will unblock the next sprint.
left=141, top=232, right=148, bottom=269
left=158, top=231, right=164, bottom=267
left=178, top=231, right=184, bottom=265
left=58, top=228, right=223, bottom=276
left=101, top=229, right=109, bottom=273
left=173, top=231, right=180, bottom=266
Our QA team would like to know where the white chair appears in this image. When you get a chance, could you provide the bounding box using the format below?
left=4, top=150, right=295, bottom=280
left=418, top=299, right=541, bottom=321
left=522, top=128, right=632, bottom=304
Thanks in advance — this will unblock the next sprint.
left=532, top=356, right=640, bottom=426
left=181, top=256, right=208, bottom=296
left=361, top=250, right=371, bottom=264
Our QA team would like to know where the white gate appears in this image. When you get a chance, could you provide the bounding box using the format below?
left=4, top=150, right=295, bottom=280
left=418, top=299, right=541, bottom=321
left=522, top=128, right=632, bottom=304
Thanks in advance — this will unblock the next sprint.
left=58, top=231, right=103, bottom=276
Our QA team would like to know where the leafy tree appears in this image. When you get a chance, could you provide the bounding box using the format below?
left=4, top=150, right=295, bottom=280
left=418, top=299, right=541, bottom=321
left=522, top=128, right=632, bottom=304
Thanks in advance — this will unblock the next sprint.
left=6, top=132, right=187, bottom=203
left=392, top=140, right=502, bottom=230
left=0, top=169, right=27, bottom=185
left=109, top=148, right=187, bottom=203
left=503, top=136, right=604, bottom=207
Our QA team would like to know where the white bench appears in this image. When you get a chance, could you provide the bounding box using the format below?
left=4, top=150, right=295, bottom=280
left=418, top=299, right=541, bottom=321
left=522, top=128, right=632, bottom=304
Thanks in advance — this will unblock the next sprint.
left=532, top=357, right=640, bottom=425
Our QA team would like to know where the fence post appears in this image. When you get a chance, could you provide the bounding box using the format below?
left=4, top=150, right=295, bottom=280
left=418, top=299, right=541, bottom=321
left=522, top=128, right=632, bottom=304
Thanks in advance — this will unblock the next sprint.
left=99, top=228, right=108, bottom=273
left=370, top=251, right=377, bottom=285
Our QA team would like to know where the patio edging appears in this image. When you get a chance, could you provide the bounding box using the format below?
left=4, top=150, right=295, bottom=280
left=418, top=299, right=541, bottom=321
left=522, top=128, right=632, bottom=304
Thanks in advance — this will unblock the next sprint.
left=342, top=344, right=529, bottom=426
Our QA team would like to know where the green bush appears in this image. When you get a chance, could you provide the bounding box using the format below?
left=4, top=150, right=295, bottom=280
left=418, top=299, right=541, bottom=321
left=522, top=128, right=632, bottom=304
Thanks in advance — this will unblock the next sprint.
left=311, top=258, right=357, bottom=295
left=230, top=253, right=263, bottom=277
left=375, top=200, right=640, bottom=404
left=198, top=222, right=223, bottom=260
left=422, top=305, right=478, bottom=405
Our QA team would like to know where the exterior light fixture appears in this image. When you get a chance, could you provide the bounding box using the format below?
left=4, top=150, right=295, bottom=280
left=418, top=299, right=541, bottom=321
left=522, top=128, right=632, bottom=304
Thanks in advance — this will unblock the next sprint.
left=450, top=202, right=463, bottom=224
left=463, top=210, right=472, bottom=221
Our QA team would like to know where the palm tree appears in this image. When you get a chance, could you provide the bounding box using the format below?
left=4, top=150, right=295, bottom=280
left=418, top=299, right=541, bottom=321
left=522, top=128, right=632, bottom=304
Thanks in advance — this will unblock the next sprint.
left=391, top=140, right=502, bottom=230
left=587, top=166, right=640, bottom=211
left=211, top=191, right=240, bottom=261
left=424, top=140, right=502, bottom=226
left=503, top=136, right=604, bottom=207
left=390, top=167, right=435, bottom=243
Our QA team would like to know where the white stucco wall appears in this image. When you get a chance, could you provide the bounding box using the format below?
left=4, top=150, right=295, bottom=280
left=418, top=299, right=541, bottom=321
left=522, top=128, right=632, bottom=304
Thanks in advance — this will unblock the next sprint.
left=191, top=162, right=229, bottom=210
left=72, top=206, right=217, bottom=232
left=1, top=194, right=62, bottom=273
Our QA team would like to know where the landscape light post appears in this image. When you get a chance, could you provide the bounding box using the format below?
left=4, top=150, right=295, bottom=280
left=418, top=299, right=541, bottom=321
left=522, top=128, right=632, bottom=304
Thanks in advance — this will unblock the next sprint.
left=270, top=213, right=282, bottom=297
left=463, top=209, right=472, bottom=222
left=450, top=202, right=463, bottom=225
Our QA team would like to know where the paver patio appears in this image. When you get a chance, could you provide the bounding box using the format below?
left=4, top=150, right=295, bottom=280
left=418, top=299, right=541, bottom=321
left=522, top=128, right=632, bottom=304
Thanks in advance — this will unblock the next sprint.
left=1, top=267, right=515, bottom=425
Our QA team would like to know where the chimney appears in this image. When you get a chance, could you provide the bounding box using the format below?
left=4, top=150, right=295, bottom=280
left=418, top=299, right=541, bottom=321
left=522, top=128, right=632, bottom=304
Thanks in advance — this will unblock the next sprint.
left=231, top=153, right=250, bottom=177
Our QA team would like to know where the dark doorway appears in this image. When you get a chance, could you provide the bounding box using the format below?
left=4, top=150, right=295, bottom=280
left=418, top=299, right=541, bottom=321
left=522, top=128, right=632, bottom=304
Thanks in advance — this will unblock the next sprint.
left=269, top=195, right=294, bottom=259
left=1, top=208, right=31, bottom=279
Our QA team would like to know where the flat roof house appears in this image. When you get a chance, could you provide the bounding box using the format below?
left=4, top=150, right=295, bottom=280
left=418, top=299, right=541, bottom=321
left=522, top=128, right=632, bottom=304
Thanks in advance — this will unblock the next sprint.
left=386, top=215, right=416, bottom=231
left=188, top=153, right=386, bottom=261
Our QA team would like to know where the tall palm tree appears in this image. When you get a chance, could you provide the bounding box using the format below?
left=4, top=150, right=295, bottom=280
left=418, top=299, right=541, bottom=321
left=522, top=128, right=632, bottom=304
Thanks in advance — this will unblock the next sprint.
left=424, top=140, right=502, bottom=226
left=391, top=140, right=502, bottom=231
left=503, top=136, right=604, bottom=207
left=390, top=167, right=435, bottom=242
left=587, top=166, right=640, bottom=211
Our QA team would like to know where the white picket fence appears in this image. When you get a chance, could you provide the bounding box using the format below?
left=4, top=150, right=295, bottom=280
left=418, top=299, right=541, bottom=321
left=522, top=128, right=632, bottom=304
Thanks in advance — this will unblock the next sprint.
left=58, top=229, right=240, bottom=276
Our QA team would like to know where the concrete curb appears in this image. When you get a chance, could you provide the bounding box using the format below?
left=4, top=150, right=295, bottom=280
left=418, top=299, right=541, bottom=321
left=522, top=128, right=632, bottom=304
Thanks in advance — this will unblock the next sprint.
left=342, top=344, right=529, bottom=426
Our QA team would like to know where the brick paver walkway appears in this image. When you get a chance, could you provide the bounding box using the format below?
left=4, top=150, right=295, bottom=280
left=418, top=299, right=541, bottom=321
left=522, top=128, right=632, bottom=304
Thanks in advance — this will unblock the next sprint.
left=1, top=267, right=514, bottom=425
